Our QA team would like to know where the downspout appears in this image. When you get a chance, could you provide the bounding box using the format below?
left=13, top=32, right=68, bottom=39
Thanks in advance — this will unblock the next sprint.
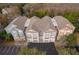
left=23, top=27, right=27, bottom=41
left=55, top=26, right=59, bottom=41
left=51, top=18, right=59, bottom=41
left=23, top=18, right=31, bottom=41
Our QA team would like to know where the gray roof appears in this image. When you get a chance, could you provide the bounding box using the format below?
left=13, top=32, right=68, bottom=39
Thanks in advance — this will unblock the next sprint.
left=26, top=16, right=56, bottom=32
left=26, top=16, right=41, bottom=32
left=53, top=16, right=75, bottom=30
left=10, top=16, right=75, bottom=33
left=13, top=16, right=28, bottom=30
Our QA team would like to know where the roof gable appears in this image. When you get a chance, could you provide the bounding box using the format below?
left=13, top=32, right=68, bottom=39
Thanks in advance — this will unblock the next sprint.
left=26, top=16, right=56, bottom=32
left=11, top=16, right=28, bottom=30
left=53, top=16, right=75, bottom=30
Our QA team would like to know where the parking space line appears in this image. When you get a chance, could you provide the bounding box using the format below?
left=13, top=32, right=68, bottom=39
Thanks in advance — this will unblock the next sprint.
left=6, top=46, right=11, bottom=54
left=2, top=46, right=8, bottom=53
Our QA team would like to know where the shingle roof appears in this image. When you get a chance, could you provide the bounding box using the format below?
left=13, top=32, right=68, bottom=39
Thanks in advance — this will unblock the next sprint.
left=26, top=16, right=40, bottom=32
left=13, top=16, right=28, bottom=30
left=26, top=16, right=56, bottom=32
left=9, top=16, right=74, bottom=33
left=53, top=16, right=75, bottom=30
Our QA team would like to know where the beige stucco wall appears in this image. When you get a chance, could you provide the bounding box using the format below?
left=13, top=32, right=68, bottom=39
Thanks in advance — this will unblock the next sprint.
left=57, top=28, right=74, bottom=40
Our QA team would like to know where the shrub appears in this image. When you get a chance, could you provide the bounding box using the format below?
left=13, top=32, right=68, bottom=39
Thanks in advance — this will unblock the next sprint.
left=64, top=12, right=79, bottom=32
left=33, top=10, right=48, bottom=18
left=26, top=10, right=49, bottom=18
left=73, top=19, right=79, bottom=32
left=0, top=30, right=13, bottom=41
left=59, top=47, right=79, bottom=55
left=65, top=34, right=77, bottom=48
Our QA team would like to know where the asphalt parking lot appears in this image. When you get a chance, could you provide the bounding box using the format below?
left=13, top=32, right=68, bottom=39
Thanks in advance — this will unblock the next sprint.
left=0, top=45, right=20, bottom=55
left=0, top=43, right=58, bottom=55
left=27, top=43, right=58, bottom=55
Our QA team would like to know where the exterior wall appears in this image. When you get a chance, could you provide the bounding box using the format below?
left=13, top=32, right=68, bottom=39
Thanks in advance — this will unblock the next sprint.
left=66, top=24, right=75, bottom=33
left=5, top=23, right=17, bottom=34
left=10, top=28, right=25, bottom=41
left=26, top=31, right=56, bottom=43
left=43, top=31, right=56, bottom=43
left=26, top=32, right=39, bottom=43
left=10, top=29, right=19, bottom=41
left=18, top=29, right=26, bottom=41
left=57, top=28, right=74, bottom=40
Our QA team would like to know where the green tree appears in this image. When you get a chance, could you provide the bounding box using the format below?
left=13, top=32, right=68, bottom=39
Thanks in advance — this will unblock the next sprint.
left=64, top=12, right=79, bottom=32
left=65, top=34, right=77, bottom=48
left=74, top=19, right=79, bottom=32
left=0, top=30, right=13, bottom=41
left=33, top=10, right=48, bottom=18
left=58, top=34, right=78, bottom=55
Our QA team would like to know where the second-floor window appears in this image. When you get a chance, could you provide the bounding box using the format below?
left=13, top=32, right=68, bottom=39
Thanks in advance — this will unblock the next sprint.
left=26, top=33, right=33, bottom=42
left=43, top=32, right=56, bottom=42
left=26, top=32, right=39, bottom=42
left=43, top=32, right=50, bottom=42
left=33, top=33, right=39, bottom=42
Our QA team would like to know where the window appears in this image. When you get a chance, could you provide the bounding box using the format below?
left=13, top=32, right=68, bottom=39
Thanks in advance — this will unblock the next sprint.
left=50, top=32, right=56, bottom=37
left=18, top=30, right=25, bottom=41
left=33, top=33, right=38, bottom=39
left=33, top=33, right=39, bottom=42
left=26, top=33, right=33, bottom=42
left=45, top=33, right=49, bottom=39
left=50, top=37, right=55, bottom=42
left=43, top=32, right=50, bottom=42
left=49, top=32, right=56, bottom=42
